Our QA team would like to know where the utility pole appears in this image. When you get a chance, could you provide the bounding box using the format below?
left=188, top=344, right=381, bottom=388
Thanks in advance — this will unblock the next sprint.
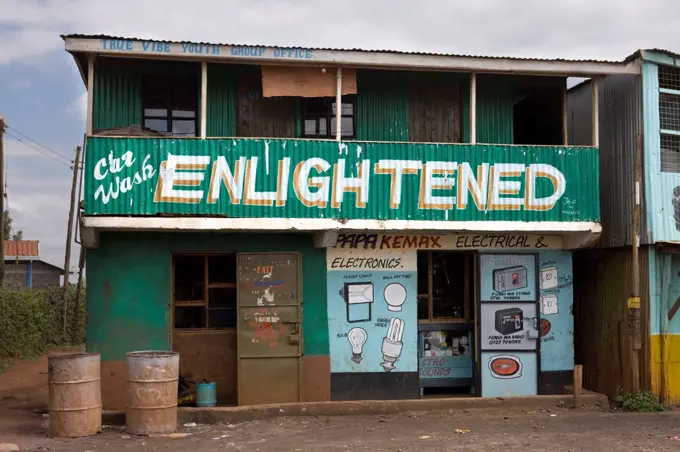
left=629, top=134, right=643, bottom=393
left=0, top=114, right=5, bottom=288
left=63, top=146, right=81, bottom=337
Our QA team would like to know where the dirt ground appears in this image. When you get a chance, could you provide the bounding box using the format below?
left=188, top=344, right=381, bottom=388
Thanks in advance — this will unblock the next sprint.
left=2, top=350, right=680, bottom=451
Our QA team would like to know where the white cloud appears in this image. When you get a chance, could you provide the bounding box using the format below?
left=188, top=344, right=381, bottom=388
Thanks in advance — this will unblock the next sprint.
left=68, top=91, right=87, bottom=118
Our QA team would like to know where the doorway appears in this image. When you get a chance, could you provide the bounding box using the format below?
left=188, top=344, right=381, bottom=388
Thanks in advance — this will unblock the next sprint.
left=417, top=251, right=476, bottom=396
left=171, top=254, right=239, bottom=406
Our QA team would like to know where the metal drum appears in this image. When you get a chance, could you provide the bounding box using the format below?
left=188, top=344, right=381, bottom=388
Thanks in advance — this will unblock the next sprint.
left=48, top=352, right=101, bottom=437
left=126, top=351, right=179, bottom=435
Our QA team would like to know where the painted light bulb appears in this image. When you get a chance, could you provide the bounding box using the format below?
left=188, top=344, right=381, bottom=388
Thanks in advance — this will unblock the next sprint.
left=347, top=327, right=367, bottom=364
left=384, top=283, right=407, bottom=312
left=381, top=318, right=404, bottom=372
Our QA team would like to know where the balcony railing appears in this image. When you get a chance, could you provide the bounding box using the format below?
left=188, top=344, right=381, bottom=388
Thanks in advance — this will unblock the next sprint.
left=84, top=136, right=599, bottom=223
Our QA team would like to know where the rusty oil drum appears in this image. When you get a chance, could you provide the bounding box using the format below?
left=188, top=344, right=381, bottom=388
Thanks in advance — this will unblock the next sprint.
left=126, top=351, right=179, bottom=435
left=47, top=352, right=101, bottom=437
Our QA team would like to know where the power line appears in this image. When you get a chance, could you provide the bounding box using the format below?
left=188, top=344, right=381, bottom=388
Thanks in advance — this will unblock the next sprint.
left=4, top=130, right=73, bottom=169
left=5, top=125, right=74, bottom=163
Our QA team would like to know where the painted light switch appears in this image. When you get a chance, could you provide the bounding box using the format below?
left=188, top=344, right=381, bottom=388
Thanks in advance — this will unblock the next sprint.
left=540, top=294, right=558, bottom=315
left=540, top=267, right=558, bottom=290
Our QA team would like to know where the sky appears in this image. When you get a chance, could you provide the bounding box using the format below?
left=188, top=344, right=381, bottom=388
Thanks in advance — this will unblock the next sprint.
left=1, top=0, right=679, bottom=273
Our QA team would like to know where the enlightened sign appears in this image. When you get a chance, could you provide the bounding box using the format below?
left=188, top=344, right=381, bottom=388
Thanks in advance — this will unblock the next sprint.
left=85, top=137, right=599, bottom=222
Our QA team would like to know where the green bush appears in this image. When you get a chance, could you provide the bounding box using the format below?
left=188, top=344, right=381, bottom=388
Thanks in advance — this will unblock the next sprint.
left=0, top=286, right=85, bottom=365
left=615, top=388, right=665, bottom=412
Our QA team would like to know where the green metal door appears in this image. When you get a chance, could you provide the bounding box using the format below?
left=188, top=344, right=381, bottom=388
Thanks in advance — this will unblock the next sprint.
left=237, top=253, right=302, bottom=405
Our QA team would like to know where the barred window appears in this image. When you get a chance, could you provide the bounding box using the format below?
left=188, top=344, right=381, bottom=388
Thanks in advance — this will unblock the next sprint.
left=659, top=66, right=680, bottom=172
left=661, top=134, right=680, bottom=173
left=660, top=66, right=680, bottom=91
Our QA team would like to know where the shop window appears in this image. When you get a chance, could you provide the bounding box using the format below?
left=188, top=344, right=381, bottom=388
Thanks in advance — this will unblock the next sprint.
left=417, top=252, right=474, bottom=322
left=302, top=96, right=355, bottom=138
left=173, top=254, right=237, bottom=329
left=142, top=75, right=198, bottom=136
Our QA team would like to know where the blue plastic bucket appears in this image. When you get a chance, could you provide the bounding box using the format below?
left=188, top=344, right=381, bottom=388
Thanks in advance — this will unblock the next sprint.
left=195, top=382, right=217, bottom=407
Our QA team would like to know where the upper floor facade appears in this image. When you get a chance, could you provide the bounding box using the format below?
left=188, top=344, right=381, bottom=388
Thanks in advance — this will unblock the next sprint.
left=568, top=49, right=680, bottom=247
left=64, top=35, right=641, bottom=243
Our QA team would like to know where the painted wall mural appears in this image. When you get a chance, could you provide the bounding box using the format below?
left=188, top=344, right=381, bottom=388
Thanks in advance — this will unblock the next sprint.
left=479, top=253, right=539, bottom=397
left=481, top=352, right=537, bottom=397
left=537, top=250, right=574, bottom=372
left=327, top=247, right=418, bottom=373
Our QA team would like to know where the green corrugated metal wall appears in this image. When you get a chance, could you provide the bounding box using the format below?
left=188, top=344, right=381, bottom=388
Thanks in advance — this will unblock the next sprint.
left=476, top=75, right=515, bottom=144
left=355, top=70, right=410, bottom=141
left=92, top=63, right=517, bottom=143
left=354, top=70, right=515, bottom=144
left=86, top=231, right=329, bottom=361
left=206, top=64, right=237, bottom=137
left=93, top=66, right=142, bottom=130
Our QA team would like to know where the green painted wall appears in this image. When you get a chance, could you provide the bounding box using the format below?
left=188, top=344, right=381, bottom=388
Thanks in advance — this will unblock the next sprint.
left=93, top=66, right=142, bottom=130
left=206, top=64, right=237, bottom=137
left=91, top=63, right=518, bottom=143
left=86, top=232, right=329, bottom=361
left=355, top=70, right=410, bottom=141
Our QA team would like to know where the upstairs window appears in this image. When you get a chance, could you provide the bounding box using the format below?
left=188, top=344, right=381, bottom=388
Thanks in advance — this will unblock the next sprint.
left=302, top=96, right=355, bottom=139
left=659, top=66, right=680, bottom=173
left=143, top=75, right=198, bottom=136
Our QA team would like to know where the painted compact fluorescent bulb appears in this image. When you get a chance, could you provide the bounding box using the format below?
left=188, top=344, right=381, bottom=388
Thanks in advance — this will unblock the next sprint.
left=380, top=318, right=404, bottom=372
left=347, top=327, right=368, bottom=364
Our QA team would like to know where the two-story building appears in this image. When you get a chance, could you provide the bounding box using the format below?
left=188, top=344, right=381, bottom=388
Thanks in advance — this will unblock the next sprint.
left=569, top=49, right=680, bottom=405
left=64, top=34, right=638, bottom=410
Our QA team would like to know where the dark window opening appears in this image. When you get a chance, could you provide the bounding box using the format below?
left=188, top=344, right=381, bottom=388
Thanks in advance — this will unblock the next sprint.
left=417, top=252, right=474, bottom=322
left=143, top=75, right=198, bottom=136
left=302, top=96, right=355, bottom=138
left=173, top=254, right=237, bottom=329
left=513, top=85, right=563, bottom=145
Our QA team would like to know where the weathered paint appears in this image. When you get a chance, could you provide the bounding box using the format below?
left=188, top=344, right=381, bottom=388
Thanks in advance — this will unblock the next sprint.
left=567, top=75, right=645, bottom=247
left=84, top=137, right=600, bottom=223
left=85, top=231, right=328, bottom=361
left=26, top=262, right=32, bottom=288
left=648, top=246, right=680, bottom=404
left=642, top=61, right=680, bottom=243
left=538, top=250, right=574, bottom=372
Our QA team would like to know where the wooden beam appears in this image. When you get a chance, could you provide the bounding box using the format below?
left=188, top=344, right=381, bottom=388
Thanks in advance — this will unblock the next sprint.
left=591, top=77, right=599, bottom=147
left=65, top=37, right=643, bottom=76
left=200, top=61, right=208, bottom=139
left=562, top=80, right=569, bottom=146
left=573, top=364, right=583, bottom=409
left=336, top=66, right=342, bottom=141
left=86, top=55, right=94, bottom=136
left=470, top=72, right=477, bottom=144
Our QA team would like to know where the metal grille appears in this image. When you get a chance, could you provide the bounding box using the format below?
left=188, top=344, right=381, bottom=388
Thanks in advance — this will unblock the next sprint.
left=660, top=93, right=680, bottom=131
left=660, top=134, right=680, bottom=173
left=659, top=66, right=680, bottom=91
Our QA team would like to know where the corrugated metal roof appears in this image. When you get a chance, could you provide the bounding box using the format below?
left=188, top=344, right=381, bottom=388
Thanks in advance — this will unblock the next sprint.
left=625, top=48, right=680, bottom=63
left=4, top=240, right=39, bottom=258
left=61, top=33, right=625, bottom=64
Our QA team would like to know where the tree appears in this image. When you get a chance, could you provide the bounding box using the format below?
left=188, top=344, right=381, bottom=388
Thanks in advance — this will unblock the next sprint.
left=3, top=210, right=22, bottom=241
left=3, top=210, right=11, bottom=241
